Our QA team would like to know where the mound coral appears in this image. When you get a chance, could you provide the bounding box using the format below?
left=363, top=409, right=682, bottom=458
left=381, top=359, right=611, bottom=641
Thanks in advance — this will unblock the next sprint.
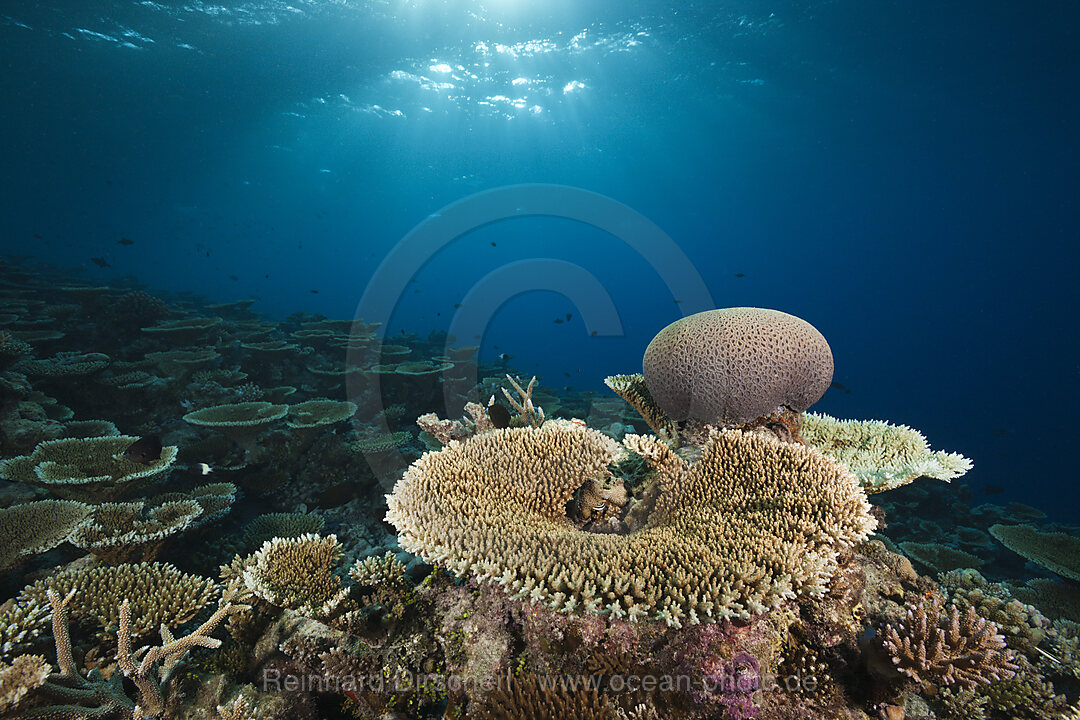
left=801, top=412, right=972, bottom=493
left=386, top=419, right=875, bottom=626
left=0, top=436, right=178, bottom=501
left=641, top=307, right=833, bottom=426
left=240, top=534, right=347, bottom=617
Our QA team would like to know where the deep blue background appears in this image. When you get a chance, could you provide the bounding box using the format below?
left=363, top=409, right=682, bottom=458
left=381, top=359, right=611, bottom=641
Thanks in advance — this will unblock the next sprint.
left=1, top=1, right=1077, bottom=518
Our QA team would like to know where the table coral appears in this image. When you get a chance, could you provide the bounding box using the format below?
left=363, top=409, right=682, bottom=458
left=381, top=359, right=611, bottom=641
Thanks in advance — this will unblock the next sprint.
left=0, top=435, right=178, bottom=501
left=386, top=419, right=875, bottom=627
left=801, top=412, right=972, bottom=493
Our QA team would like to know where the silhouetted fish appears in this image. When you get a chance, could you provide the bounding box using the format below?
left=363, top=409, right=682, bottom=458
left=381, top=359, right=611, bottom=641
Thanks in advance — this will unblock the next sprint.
left=123, top=435, right=162, bottom=464
left=554, top=318, right=563, bottom=324
left=734, top=273, right=745, bottom=278
left=982, top=484, right=1005, bottom=495
left=90, top=257, right=109, bottom=268
left=829, top=381, right=851, bottom=394
left=310, top=289, right=319, bottom=294
left=490, top=241, right=497, bottom=247
left=991, top=428, right=1009, bottom=437
left=32, top=233, right=43, bottom=240
left=488, top=404, right=511, bottom=429
left=118, top=237, right=134, bottom=246
left=566, top=313, right=572, bottom=321
left=590, top=330, right=597, bottom=336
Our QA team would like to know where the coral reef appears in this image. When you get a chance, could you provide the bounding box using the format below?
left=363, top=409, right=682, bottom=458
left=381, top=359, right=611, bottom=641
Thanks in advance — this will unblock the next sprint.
left=0, top=265, right=1072, bottom=719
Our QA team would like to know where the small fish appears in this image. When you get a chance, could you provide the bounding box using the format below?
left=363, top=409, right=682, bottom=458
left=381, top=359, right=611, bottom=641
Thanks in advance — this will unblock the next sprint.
left=563, top=372, right=571, bottom=377
left=229, top=275, right=239, bottom=281
left=205, top=250, right=210, bottom=257
left=734, top=273, right=745, bottom=278
left=490, top=241, right=497, bottom=247
left=488, top=403, right=511, bottom=429
left=554, top=318, right=563, bottom=324
left=118, top=237, right=134, bottom=246
left=673, top=299, right=681, bottom=304
left=33, top=233, right=43, bottom=239
left=311, top=289, right=319, bottom=294
left=982, top=484, right=1004, bottom=495
left=590, top=330, right=597, bottom=336
left=566, top=313, right=572, bottom=321
left=453, top=303, right=462, bottom=309
left=990, top=428, right=1009, bottom=437
left=197, top=462, right=213, bottom=476
left=123, top=435, right=162, bottom=464
left=829, top=381, right=851, bottom=394
left=90, top=257, right=109, bottom=268
left=498, top=353, right=513, bottom=364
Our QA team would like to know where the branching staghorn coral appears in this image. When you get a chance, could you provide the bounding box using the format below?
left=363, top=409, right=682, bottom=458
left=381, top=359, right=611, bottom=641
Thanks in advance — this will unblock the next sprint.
left=387, top=419, right=875, bottom=626
left=880, top=594, right=1018, bottom=688
left=0, top=597, right=50, bottom=663
left=501, top=375, right=544, bottom=427
left=116, top=579, right=244, bottom=716
left=19, top=562, right=216, bottom=642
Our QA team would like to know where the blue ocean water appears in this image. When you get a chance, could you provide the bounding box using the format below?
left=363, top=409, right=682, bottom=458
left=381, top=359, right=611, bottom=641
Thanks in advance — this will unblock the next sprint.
left=1, top=0, right=1077, bottom=519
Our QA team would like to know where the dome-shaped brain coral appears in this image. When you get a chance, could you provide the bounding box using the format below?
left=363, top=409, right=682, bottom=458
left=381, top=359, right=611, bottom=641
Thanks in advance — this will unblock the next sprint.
left=642, top=307, right=833, bottom=426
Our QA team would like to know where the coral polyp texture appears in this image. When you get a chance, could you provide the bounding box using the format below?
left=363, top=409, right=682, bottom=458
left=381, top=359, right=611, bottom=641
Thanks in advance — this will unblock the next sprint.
left=0, top=499, right=92, bottom=570
left=880, top=594, right=1018, bottom=688
left=18, top=562, right=216, bottom=641
left=240, top=533, right=348, bottom=617
left=386, top=418, right=875, bottom=626
left=0, top=435, right=179, bottom=501
left=641, top=307, right=833, bottom=426
left=801, top=412, right=972, bottom=493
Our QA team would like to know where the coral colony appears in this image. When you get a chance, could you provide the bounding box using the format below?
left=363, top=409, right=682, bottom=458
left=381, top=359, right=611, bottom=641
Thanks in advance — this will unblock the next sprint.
left=0, top=272, right=1078, bottom=720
